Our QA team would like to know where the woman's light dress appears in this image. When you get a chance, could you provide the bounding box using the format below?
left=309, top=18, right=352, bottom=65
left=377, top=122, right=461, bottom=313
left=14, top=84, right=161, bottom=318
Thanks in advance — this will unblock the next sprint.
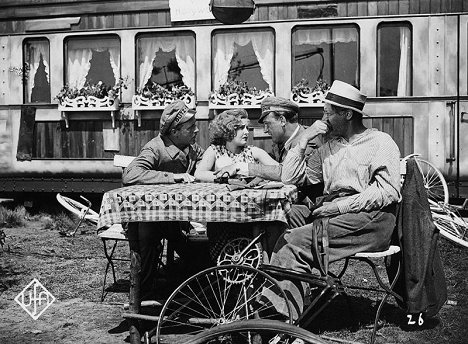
left=211, top=144, right=256, bottom=170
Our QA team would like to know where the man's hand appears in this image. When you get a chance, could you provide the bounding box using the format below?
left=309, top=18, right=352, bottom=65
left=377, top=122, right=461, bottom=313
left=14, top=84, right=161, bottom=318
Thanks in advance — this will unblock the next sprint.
left=214, top=164, right=240, bottom=178
left=299, top=120, right=329, bottom=150
left=312, top=202, right=340, bottom=217
left=174, top=173, right=195, bottom=183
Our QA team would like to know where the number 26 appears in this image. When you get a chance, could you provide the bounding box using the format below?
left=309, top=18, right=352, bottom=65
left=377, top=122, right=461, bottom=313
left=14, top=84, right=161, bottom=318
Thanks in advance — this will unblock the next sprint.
left=407, top=313, right=424, bottom=326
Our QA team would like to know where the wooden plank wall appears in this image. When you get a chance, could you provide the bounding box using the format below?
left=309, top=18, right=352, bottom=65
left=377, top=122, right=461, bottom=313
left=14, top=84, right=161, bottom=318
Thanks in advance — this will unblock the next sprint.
left=33, top=116, right=413, bottom=159
left=34, top=119, right=210, bottom=158
left=362, top=117, right=414, bottom=157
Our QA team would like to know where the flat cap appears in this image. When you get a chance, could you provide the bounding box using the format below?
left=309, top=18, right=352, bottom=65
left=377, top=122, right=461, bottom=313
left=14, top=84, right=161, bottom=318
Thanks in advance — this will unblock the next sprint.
left=159, top=100, right=196, bottom=135
left=259, top=97, right=299, bottom=123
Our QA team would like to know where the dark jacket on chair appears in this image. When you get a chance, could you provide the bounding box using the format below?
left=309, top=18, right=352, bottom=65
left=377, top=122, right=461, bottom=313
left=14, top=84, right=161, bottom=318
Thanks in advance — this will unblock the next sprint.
left=388, top=158, right=447, bottom=317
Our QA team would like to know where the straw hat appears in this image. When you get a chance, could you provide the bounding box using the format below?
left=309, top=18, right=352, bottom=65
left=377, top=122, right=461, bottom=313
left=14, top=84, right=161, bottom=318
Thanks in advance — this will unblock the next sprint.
left=324, top=80, right=367, bottom=114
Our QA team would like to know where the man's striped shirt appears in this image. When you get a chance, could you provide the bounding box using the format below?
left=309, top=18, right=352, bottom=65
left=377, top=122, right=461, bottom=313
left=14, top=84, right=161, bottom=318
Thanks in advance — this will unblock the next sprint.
left=282, top=128, right=401, bottom=214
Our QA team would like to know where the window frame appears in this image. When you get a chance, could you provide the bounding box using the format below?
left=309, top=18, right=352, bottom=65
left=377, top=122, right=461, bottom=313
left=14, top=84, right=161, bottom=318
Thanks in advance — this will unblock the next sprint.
left=291, top=24, right=361, bottom=89
left=376, top=21, right=413, bottom=97
left=210, top=27, right=276, bottom=93
left=22, top=36, right=51, bottom=104
left=63, top=33, right=121, bottom=89
left=135, top=30, right=197, bottom=93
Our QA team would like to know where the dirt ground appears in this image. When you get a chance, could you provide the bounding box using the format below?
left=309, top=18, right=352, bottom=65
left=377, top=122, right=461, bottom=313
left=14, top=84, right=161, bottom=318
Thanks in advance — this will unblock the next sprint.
left=1, top=217, right=467, bottom=344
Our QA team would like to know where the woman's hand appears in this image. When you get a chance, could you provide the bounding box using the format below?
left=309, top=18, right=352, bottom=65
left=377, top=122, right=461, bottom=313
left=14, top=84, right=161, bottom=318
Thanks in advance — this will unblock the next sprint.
left=174, top=173, right=196, bottom=183
left=214, top=163, right=240, bottom=178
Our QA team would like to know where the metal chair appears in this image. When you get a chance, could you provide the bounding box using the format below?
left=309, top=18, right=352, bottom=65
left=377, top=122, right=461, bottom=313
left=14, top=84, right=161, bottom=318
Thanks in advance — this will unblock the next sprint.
left=332, top=245, right=402, bottom=344
left=97, top=224, right=130, bottom=301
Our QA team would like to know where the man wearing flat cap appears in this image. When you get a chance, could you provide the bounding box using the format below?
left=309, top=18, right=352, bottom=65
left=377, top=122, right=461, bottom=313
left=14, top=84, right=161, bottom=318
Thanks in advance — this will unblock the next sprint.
left=223, top=96, right=317, bottom=183
left=123, top=100, right=204, bottom=301
left=264, top=80, right=402, bottom=320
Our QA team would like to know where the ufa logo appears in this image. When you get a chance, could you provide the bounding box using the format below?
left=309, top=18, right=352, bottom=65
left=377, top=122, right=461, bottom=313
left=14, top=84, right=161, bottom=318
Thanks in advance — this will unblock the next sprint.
left=14, top=278, right=56, bottom=320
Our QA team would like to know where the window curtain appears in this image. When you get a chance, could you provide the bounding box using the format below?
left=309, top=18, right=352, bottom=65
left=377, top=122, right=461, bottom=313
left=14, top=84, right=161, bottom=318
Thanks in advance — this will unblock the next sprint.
left=397, top=27, right=411, bottom=96
left=296, top=27, right=359, bottom=86
left=295, top=28, right=358, bottom=45
left=67, top=39, right=120, bottom=89
left=138, top=36, right=195, bottom=90
left=27, top=42, right=49, bottom=101
left=213, top=31, right=274, bottom=91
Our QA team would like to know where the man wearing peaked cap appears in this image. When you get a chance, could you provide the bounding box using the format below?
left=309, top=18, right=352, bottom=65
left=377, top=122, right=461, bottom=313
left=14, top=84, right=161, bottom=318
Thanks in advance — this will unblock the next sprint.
left=239, top=96, right=322, bottom=201
left=259, top=97, right=299, bottom=124
left=159, top=100, right=197, bottom=136
left=122, top=99, right=205, bottom=301
left=264, top=80, right=402, bottom=320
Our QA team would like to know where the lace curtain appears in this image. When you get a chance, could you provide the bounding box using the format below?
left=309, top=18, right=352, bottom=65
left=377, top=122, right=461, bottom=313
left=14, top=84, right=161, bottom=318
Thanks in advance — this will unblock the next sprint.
left=295, top=27, right=358, bottom=45
left=213, top=31, right=274, bottom=91
left=67, top=39, right=120, bottom=89
left=397, top=26, right=411, bottom=96
left=138, top=35, right=195, bottom=90
left=27, top=41, right=50, bottom=100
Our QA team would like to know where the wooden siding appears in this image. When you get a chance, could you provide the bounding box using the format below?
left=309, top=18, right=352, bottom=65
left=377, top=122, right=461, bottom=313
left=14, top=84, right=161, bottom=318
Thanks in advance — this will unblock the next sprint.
left=1, top=1, right=467, bottom=34
left=32, top=116, right=413, bottom=159
left=363, top=116, right=414, bottom=157
left=34, top=119, right=209, bottom=158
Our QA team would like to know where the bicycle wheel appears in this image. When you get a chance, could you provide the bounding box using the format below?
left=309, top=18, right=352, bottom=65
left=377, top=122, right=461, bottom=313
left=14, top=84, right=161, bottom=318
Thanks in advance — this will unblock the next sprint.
left=184, top=319, right=328, bottom=344
left=56, top=193, right=98, bottom=224
left=413, top=157, right=449, bottom=205
left=156, top=265, right=293, bottom=344
left=217, top=237, right=263, bottom=269
left=431, top=212, right=468, bottom=248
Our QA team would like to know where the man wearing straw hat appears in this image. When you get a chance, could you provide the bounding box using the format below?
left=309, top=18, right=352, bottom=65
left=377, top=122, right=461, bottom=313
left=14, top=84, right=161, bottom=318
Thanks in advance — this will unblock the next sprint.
left=265, top=80, right=402, bottom=320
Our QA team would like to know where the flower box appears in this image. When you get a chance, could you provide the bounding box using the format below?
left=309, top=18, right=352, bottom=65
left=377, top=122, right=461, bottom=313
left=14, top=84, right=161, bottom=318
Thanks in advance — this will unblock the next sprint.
left=58, top=96, right=120, bottom=128
left=55, top=79, right=127, bottom=129
left=290, top=78, right=329, bottom=107
left=209, top=90, right=274, bottom=109
left=132, top=83, right=195, bottom=126
left=290, top=90, right=326, bottom=107
left=131, top=93, right=196, bottom=127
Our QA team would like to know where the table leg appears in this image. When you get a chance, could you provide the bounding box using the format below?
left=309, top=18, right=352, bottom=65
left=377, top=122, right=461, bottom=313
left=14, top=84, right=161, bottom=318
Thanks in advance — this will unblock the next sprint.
left=127, top=223, right=141, bottom=344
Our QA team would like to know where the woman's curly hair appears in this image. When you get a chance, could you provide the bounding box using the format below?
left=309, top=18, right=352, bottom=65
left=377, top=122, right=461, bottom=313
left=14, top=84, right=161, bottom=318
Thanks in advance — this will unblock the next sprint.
left=209, top=109, right=248, bottom=145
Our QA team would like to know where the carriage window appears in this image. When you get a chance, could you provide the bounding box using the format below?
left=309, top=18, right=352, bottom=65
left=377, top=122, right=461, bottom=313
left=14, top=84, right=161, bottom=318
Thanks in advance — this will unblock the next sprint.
left=65, top=35, right=120, bottom=90
left=212, top=29, right=274, bottom=92
left=24, top=38, right=50, bottom=103
left=136, top=32, right=195, bottom=93
left=377, top=23, right=412, bottom=96
left=292, top=25, right=359, bottom=89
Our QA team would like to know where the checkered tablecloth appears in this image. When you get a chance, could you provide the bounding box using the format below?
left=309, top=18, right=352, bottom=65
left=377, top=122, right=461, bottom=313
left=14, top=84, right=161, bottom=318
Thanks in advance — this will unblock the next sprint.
left=97, top=183, right=297, bottom=229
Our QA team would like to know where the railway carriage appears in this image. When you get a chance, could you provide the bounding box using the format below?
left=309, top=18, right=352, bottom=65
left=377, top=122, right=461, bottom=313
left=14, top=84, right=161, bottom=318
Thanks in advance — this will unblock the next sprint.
left=0, top=0, right=467, bottom=200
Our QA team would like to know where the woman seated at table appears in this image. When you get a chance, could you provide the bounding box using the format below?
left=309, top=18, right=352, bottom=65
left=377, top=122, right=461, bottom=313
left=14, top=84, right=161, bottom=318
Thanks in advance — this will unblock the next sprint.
left=195, top=109, right=283, bottom=263
left=195, top=109, right=278, bottom=182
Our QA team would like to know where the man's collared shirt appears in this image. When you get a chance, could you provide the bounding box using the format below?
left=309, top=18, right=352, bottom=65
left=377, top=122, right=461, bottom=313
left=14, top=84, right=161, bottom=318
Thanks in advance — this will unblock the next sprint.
left=282, top=128, right=401, bottom=214
left=122, top=134, right=204, bottom=185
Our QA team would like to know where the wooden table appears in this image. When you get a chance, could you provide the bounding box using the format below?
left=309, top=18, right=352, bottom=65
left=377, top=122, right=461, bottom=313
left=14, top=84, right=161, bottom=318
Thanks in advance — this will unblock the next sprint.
left=97, top=182, right=297, bottom=343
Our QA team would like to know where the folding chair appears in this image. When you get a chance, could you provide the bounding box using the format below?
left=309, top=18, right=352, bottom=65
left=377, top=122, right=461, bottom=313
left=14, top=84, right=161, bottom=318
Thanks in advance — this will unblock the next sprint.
left=97, top=224, right=130, bottom=301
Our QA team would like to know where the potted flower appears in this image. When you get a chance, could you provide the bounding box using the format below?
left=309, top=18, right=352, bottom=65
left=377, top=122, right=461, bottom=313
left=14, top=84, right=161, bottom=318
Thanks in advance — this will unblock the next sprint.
left=132, top=82, right=195, bottom=109
left=56, top=77, right=127, bottom=109
left=209, top=80, right=273, bottom=107
left=290, top=78, right=330, bottom=105
left=55, top=78, right=128, bottom=128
